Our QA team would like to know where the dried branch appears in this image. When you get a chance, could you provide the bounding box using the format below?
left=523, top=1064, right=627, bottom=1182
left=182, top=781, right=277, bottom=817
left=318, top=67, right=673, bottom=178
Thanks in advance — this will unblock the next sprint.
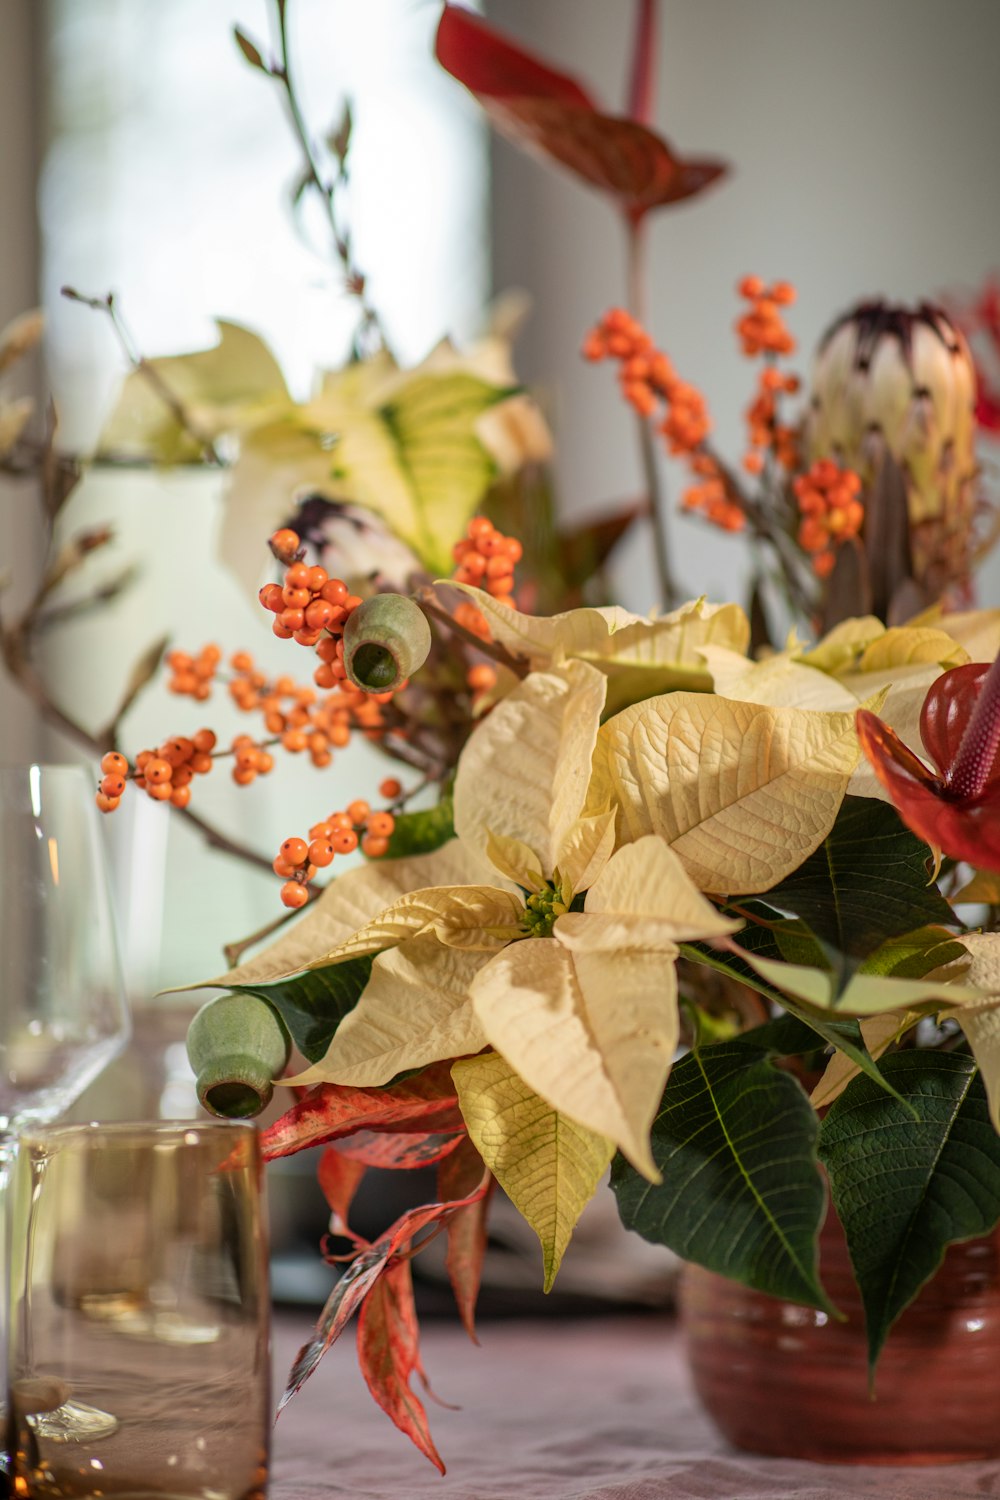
left=267, top=2, right=389, bottom=353
left=61, top=287, right=223, bottom=465
left=417, top=588, right=530, bottom=680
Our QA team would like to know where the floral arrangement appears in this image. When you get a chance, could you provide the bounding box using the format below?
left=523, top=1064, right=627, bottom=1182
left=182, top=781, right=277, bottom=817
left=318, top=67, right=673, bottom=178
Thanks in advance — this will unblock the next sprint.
left=3, top=0, right=1000, bottom=1478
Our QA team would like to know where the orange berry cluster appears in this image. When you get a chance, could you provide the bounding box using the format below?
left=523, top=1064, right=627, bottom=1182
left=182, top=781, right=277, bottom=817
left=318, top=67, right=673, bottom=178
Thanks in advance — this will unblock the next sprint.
left=793, top=459, right=865, bottom=578
left=94, top=731, right=219, bottom=815
left=681, top=454, right=745, bottom=533
left=166, top=645, right=221, bottom=699
left=735, top=276, right=797, bottom=357
left=450, top=516, right=521, bottom=696
left=583, top=309, right=711, bottom=455
left=95, top=751, right=130, bottom=813
left=743, top=366, right=800, bottom=475
left=276, top=793, right=399, bottom=908
left=258, top=531, right=366, bottom=693
left=452, top=516, right=522, bottom=601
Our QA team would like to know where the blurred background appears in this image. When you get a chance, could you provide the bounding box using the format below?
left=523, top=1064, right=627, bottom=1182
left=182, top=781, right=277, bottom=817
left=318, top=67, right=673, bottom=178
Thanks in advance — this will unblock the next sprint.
left=1, top=0, right=997, bottom=1305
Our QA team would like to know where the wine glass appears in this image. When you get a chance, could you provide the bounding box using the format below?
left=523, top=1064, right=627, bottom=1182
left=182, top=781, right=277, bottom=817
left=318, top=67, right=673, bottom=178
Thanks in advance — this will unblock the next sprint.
left=0, top=765, right=131, bottom=1139
left=0, top=764, right=131, bottom=1489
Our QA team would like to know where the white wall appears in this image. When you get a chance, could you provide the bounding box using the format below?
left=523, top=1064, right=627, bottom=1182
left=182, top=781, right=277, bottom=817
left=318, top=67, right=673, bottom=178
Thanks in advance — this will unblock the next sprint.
left=488, top=0, right=1000, bottom=614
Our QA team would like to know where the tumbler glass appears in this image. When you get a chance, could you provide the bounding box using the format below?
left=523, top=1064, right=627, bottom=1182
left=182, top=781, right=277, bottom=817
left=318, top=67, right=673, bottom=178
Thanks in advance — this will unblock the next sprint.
left=7, top=1122, right=270, bottom=1500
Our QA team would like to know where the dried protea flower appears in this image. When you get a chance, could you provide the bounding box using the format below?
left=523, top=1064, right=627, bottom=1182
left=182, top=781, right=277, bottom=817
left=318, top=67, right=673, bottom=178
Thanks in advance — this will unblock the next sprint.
left=805, top=300, right=978, bottom=613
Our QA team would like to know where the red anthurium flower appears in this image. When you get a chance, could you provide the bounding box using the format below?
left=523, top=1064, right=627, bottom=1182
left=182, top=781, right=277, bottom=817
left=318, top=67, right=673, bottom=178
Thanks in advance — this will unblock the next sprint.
left=434, top=2, right=728, bottom=225
left=856, top=655, right=1000, bottom=872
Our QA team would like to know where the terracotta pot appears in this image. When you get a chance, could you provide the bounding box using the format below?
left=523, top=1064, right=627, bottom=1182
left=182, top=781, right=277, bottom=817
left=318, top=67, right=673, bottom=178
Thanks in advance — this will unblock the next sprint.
left=679, top=1210, right=1000, bottom=1464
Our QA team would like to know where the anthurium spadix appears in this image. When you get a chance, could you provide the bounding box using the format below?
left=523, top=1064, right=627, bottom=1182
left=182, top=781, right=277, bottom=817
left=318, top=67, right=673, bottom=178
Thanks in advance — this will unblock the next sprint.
left=278, top=660, right=738, bottom=1180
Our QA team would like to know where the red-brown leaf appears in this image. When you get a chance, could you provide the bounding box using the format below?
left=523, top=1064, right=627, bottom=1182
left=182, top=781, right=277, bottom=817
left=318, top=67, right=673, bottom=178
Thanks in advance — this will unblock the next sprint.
left=278, top=1176, right=491, bottom=1430
left=357, top=1257, right=446, bottom=1475
left=856, top=707, right=1000, bottom=872
left=333, top=1129, right=466, bottom=1171
left=317, top=1147, right=367, bottom=1238
left=438, top=1136, right=493, bottom=1343
left=435, top=3, right=727, bottom=220
left=480, top=97, right=727, bottom=218
left=435, top=4, right=596, bottom=110
left=261, top=1063, right=464, bottom=1162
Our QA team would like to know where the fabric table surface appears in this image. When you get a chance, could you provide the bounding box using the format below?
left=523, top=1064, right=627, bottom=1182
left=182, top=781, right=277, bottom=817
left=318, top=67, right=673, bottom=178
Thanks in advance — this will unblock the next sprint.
left=269, top=1308, right=1000, bottom=1499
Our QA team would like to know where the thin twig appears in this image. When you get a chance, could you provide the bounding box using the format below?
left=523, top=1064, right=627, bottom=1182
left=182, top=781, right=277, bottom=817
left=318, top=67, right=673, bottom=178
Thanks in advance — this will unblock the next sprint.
left=626, top=219, right=677, bottom=610
left=270, top=2, right=388, bottom=352
left=223, top=899, right=315, bottom=970
left=417, top=588, right=530, bottom=679
left=175, top=801, right=277, bottom=877
left=61, top=287, right=223, bottom=465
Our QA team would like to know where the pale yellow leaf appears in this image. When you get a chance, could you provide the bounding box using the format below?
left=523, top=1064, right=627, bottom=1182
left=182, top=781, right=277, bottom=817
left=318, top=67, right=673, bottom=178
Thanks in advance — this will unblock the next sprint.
left=445, top=589, right=748, bottom=687
left=486, top=831, right=544, bottom=891
left=798, top=616, right=885, bottom=674
left=858, top=627, right=968, bottom=672
left=98, top=321, right=290, bottom=462
left=452, top=1052, right=613, bottom=1291
left=947, top=935, right=1000, bottom=1130
left=553, top=811, right=617, bottom=902
left=287, top=935, right=490, bottom=1088
left=809, top=1012, right=916, bottom=1110
left=0, top=397, right=33, bottom=456
left=454, top=660, right=607, bottom=876
left=181, top=841, right=496, bottom=991
left=699, top=646, right=858, bottom=712
left=445, top=587, right=646, bottom=669
left=557, top=836, right=739, bottom=950
left=471, top=938, right=678, bottom=1179
left=303, top=353, right=509, bottom=574
left=935, top=609, right=1000, bottom=664
left=737, top=949, right=980, bottom=1016
left=0, top=308, right=44, bottom=373
left=592, top=693, right=869, bottom=896
left=299, top=885, right=523, bottom=967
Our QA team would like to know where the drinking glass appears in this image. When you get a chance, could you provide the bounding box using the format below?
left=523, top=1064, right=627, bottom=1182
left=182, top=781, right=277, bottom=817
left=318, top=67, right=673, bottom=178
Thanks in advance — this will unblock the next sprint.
left=0, top=765, right=131, bottom=1139
left=7, top=1122, right=270, bottom=1500
left=0, top=764, right=132, bottom=1493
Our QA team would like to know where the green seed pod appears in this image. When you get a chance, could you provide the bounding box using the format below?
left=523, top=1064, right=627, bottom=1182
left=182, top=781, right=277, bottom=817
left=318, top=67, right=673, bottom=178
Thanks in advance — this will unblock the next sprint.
left=342, top=593, right=432, bottom=693
left=186, top=992, right=291, bottom=1119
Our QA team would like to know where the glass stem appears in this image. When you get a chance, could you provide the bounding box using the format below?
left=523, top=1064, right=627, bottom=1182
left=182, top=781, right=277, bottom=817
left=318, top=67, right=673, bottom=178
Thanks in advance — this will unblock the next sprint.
left=0, top=1136, right=15, bottom=1493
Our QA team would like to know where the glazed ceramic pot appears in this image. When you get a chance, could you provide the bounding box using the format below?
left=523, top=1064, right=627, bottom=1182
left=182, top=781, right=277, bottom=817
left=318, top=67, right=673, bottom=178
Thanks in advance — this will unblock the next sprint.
left=680, top=1210, right=1000, bottom=1464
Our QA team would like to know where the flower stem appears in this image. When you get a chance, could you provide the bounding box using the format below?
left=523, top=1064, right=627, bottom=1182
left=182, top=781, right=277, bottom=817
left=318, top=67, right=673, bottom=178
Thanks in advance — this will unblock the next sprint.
left=625, top=219, right=676, bottom=610
left=946, top=650, right=1000, bottom=802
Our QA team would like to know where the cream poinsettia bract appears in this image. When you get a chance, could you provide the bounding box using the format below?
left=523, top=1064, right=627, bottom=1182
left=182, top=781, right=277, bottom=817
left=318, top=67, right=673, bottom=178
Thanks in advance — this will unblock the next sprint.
left=283, top=659, right=738, bottom=1180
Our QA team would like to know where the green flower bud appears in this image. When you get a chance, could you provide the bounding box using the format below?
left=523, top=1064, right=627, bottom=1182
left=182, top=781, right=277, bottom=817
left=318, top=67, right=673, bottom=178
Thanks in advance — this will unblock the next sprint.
left=342, top=593, right=432, bottom=693
left=186, top=992, right=291, bottom=1118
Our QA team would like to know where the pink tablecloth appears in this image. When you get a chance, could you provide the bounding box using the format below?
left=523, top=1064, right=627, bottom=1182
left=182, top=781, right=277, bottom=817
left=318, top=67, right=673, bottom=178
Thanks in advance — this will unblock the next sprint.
left=269, top=1310, right=1000, bottom=1499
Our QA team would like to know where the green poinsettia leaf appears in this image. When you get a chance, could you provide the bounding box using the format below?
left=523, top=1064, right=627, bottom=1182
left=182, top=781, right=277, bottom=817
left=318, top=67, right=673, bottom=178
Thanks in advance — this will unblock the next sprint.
left=680, top=919, right=791, bottom=1008
left=859, top=926, right=968, bottom=980
left=237, top=955, right=373, bottom=1063
left=764, top=796, right=955, bottom=989
left=610, top=1039, right=832, bottom=1311
left=735, top=1006, right=913, bottom=1114
left=819, top=1051, right=1000, bottom=1374
left=384, top=797, right=455, bottom=860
